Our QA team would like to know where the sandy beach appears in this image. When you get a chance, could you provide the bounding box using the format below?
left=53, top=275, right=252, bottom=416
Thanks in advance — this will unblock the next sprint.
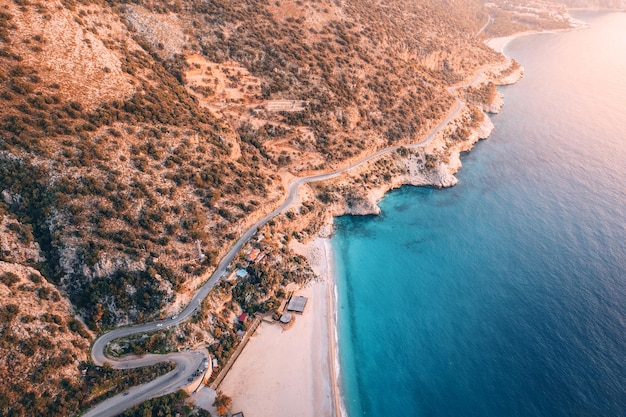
left=486, top=36, right=515, bottom=54
left=211, top=237, right=341, bottom=417
left=486, top=32, right=541, bottom=54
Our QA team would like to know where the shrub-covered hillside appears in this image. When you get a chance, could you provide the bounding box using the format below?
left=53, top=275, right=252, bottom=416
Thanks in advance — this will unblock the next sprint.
left=0, top=0, right=502, bottom=329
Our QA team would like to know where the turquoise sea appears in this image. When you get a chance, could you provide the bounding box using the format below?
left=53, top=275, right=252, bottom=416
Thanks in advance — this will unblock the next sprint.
left=333, top=11, right=626, bottom=417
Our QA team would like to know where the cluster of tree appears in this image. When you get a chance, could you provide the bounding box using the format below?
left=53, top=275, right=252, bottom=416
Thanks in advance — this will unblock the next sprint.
left=120, top=390, right=211, bottom=417
left=0, top=271, right=20, bottom=287
left=464, top=82, right=498, bottom=105
left=111, top=331, right=172, bottom=356
left=213, top=391, right=232, bottom=417
left=70, top=268, right=168, bottom=329
left=0, top=303, right=19, bottom=324
left=0, top=342, right=174, bottom=417
left=208, top=315, right=238, bottom=367
left=75, top=362, right=176, bottom=416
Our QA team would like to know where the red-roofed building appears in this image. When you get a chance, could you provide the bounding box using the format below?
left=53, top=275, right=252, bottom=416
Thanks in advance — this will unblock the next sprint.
left=238, top=313, right=248, bottom=323
left=246, top=248, right=260, bottom=262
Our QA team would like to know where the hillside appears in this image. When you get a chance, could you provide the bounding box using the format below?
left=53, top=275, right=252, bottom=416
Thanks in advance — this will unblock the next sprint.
left=0, top=0, right=556, bottom=415
left=0, top=261, right=90, bottom=414
left=0, top=0, right=501, bottom=328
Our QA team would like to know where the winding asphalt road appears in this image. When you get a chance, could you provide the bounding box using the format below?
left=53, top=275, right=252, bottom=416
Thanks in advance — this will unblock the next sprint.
left=84, top=72, right=482, bottom=417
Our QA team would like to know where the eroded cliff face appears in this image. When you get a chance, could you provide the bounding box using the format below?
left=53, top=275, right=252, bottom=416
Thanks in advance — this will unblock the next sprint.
left=444, top=113, right=495, bottom=175
left=483, top=61, right=525, bottom=115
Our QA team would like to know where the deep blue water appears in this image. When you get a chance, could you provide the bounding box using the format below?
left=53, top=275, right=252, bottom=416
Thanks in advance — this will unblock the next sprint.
left=333, top=11, right=626, bottom=417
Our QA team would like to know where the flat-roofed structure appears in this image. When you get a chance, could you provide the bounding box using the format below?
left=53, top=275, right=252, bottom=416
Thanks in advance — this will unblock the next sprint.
left=286, top=296, right=308, bottom=313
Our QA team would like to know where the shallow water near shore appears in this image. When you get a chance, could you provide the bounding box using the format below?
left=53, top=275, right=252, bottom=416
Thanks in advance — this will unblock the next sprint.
left=333, top=11, right=626, bottom=417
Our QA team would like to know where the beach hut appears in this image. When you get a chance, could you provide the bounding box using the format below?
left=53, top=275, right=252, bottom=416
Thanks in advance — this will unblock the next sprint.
left=286, top=296, right=308, bottom=313
left=279, top=313, right=293, bottom=324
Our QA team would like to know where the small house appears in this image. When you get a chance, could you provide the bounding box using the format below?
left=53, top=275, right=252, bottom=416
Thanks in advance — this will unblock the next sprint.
left=286, top=296, right=308, bottom=314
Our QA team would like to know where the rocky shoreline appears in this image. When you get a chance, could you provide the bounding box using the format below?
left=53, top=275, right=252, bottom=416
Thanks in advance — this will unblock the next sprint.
left=304, top=60, right=524, bottom=225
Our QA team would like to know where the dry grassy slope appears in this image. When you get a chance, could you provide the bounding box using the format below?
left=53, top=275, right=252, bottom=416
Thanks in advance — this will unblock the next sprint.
left=0, top=260, right=90, bottom=413
left=0, top=0, right=284, bottom=329
left=180, top=0, right=500, bottom=166
left=7, top=0, right=136, bottom=109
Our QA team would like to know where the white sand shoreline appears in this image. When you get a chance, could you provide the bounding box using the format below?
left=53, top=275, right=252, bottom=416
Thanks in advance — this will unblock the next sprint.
left=208, top=237, right=342, bottom=417
left=323, top=237, right=347, bottom=417
left=486, top=30, right=550, bottom=56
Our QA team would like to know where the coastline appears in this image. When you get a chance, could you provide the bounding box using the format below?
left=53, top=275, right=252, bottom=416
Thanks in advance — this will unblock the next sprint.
left=323, top=237, right=345, bottom=417
left=487, top=34, right=528, bottom=55
left=308, top=14, right=626, bottom=415
left=208, top=58, right=526, bottom=417
left=487, top=31, right=551, bottom=56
